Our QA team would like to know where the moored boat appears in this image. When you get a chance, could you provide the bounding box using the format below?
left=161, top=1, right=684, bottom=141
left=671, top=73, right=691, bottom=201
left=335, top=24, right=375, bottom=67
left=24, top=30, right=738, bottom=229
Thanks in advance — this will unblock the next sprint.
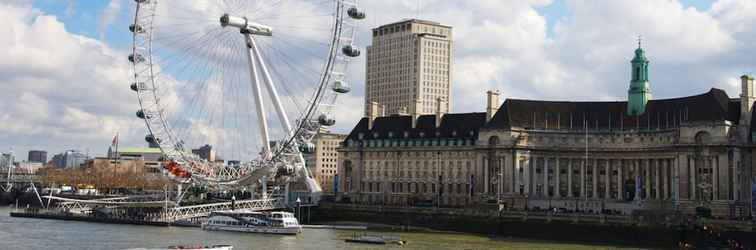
left=202, top=210, right=301, bottom=235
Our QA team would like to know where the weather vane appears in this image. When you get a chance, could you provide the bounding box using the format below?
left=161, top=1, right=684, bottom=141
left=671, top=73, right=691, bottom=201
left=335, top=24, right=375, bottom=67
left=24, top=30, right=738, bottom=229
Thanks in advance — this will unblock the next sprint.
left=637, top=35, right=643, bottom=48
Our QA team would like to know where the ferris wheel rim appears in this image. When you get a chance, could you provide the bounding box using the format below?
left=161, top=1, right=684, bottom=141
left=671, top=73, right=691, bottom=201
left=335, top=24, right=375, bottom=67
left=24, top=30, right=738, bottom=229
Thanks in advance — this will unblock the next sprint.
left=129, top=0, right=361, bottom=185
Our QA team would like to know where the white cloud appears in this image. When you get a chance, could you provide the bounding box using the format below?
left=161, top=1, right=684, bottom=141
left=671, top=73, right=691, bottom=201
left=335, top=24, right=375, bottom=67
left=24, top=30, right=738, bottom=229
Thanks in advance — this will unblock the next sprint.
left=0, top=3, right=145, bottom=156
left=98, top=0, right=121, bottom=39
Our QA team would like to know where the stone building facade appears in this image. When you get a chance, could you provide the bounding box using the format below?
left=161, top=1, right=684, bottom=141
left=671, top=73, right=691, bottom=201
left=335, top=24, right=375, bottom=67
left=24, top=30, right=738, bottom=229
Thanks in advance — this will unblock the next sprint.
left=305, top=132, right=346, bottom=194
left=365, top=19, right=453, bottom=116
left=339, top=48, right=756, bottom=217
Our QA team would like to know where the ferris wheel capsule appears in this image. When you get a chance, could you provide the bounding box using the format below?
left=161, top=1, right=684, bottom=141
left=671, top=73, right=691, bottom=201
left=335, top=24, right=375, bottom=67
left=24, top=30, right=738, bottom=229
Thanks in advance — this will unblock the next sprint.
left=347, top=7, right=366, bottom=20
left=342, top=45, right=361, bottom=57
left=299, top=142, right=316, bottom=154
left=145, top=134, right=160, bottom=144
left=136, top=109, right=152, bottom=119
left=129, top=54, right=145, bottom=63
left=318, top=114, right=336, bottom=126
left=331, top=80, right=350, bottom=93
left=130, top=82, right=145, bottom=92
left=129, top=24, right=145, bottom=33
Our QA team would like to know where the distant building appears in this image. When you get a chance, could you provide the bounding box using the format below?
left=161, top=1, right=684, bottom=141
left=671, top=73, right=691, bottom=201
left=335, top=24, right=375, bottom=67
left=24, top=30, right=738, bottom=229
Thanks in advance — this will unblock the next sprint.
left=108, top=147, right=164, bottom=175
left=85, top=158, right=147, bottom=175
left=365, top=19, right=453, bottom=116
left=304, top=132, right=347, bottom=194
left=15, top=162, right=43, bottom=174
left=192, top=144, right=216, bottom=162
left=0, top=153, right=13, bottom=168
left=27, top=150, right=47, bottom=163
left=51, top=150, right=88, bottom=168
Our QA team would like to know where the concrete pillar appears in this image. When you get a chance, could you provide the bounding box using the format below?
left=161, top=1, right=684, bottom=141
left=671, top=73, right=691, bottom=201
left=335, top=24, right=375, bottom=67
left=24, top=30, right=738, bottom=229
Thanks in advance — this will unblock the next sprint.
left=634, top=160, right=640, bottom=201
left=617, top=159, right=623, bottom=200
left=691, top=155, right=697, bottom=200
left=733, top=148, right=741, bottom=201
left=654, top=159, right=660, bottom=199
left=524, top=157, right=531, bottom=195
left=499, top=157, right=505, bottom=198
left=659, top=159, right=669, bottom=200
left=504, top=155, right=512, bottom=194
left=555, top=158, right=561, bottom=198
left=712, top=156, right=719, bottom=201
left=483, top=156, right=489, bottom=194
left=543, top=157, right=549, bottom=197
left=675, top=156, right=683, bottom=201
left=592, top=159, right=598, bottom=198
left=718, top=152, right=729, bottom=200
left=581, top=159, right=586, bottom=198
left=645, top=159, right=651, bottom=200
left=514, top=154, right=521, bottom=194
left=605, top=159, right=611, bottom=199
left=568, top=159, right=573, bottom=197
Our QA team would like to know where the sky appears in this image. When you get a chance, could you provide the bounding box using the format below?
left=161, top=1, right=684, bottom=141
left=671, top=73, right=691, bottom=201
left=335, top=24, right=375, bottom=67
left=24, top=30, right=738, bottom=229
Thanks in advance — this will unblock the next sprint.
left=1, top=0, right=756, bottom=160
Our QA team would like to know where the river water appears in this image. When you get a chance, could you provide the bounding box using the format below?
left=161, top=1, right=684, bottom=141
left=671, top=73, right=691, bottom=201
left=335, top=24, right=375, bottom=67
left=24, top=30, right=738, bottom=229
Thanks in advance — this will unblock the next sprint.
left=0, top=208, right=644, bottom=250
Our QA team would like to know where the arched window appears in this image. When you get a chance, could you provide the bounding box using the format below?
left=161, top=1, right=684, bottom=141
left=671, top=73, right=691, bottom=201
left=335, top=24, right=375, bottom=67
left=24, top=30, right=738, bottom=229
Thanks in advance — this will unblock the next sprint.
left=694, top=131, right=711, bottom=144
left=488, top=136, right=500, bottom=146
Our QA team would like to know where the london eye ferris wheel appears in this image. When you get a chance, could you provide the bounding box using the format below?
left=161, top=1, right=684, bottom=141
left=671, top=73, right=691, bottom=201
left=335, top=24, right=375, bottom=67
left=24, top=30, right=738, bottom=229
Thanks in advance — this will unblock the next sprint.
left=128, top=0, right=365, bottom=193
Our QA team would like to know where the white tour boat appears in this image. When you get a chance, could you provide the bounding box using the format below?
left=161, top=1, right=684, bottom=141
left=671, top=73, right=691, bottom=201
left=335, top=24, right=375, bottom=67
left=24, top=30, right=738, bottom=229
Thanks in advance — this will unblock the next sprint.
left=202, top=211, right=301, bottom=235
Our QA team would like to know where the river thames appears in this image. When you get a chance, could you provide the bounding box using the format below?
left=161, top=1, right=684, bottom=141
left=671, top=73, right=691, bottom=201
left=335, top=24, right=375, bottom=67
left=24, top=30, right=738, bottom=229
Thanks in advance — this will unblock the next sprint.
left=0, top=208, right=647, bottom=250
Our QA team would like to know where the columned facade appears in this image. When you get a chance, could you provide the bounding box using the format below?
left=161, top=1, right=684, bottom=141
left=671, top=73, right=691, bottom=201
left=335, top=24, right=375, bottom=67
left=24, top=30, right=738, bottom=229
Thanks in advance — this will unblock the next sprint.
left=339, top=75, right=756, bottom=218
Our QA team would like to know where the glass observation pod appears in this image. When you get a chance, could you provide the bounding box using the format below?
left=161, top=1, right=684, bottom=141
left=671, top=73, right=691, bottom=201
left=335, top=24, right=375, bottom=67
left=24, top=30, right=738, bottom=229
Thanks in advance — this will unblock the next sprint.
left=299, top=142, right=316, bottom=154
left=129, top=24, right=145, bottom=33
left=130, top=82, right=146, bottom=92
left=318, top=114, right=336, bottom=126
left=331, top=80, right=350, bottom=93
left=342, top=45, right=360, bottom=57
left=129, top=53, right=145, bottom=63
left=136, top=109, right=152, bottom=119
left=145, top=134, right=161, bottom=144
left=347, top=7, right=366, bottom=19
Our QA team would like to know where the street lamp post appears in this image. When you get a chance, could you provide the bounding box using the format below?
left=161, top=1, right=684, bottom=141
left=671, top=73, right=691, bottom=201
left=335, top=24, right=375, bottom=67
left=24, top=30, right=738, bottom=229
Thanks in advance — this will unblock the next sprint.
left=231, top=195, right=236, bottom=211
left=498, top=171, right=503, bottom=204
left=295, top=197, right=301, bottom=222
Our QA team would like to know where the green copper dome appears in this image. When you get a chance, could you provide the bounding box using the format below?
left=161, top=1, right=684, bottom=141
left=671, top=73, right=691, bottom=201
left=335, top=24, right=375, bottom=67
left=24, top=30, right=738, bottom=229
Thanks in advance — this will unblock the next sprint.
left=627, top=44, right=652, bottom=116
left=632, top=47, right=647, bottom=62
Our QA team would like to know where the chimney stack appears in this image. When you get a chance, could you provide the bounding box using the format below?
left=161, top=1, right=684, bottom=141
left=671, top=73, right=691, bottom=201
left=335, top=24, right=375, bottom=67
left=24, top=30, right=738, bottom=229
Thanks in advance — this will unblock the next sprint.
left=740, top=75, right=755, bottom=130
left=367, top=101, right=380, bottom=130
left=435, top=98, right=447, bottom=127
left=486, top=90, right=500, bottom=122
left=412, top=100, right=421, bottom=128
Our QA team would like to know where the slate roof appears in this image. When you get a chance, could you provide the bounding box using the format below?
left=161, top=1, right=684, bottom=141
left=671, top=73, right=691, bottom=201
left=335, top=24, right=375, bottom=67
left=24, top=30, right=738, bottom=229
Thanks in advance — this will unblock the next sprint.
left=345, top=88, right=756, bottom=143
left=485, top=88, right=741, bottom=130
left=345, top=112, right=486, bottom=141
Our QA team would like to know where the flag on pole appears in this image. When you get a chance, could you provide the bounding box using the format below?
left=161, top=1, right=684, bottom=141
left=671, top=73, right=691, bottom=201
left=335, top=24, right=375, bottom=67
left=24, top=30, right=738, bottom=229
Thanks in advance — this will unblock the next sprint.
left=111, top=133, right=119, bottom=163
left=111, top=134, right=119, bottom=147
